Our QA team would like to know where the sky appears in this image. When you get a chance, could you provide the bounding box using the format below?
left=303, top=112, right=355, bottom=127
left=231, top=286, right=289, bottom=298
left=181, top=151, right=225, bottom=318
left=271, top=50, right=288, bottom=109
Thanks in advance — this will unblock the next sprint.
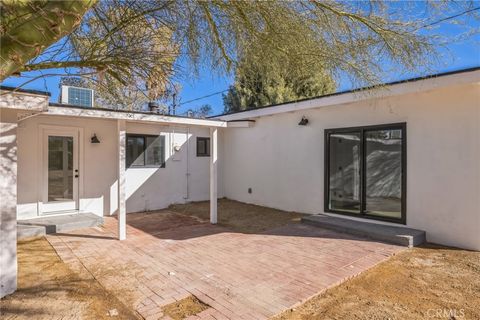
left=2, top=3, right=479, bottom=116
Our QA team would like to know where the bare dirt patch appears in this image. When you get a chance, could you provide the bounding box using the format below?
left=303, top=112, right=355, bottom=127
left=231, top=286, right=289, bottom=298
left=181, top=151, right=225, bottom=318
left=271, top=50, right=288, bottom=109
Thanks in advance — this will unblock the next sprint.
left=169, top=198, right=305, bottom=233
left=162, top=295, right=210, bottom=320
left=274, top=244, right=480, bottom=320
left=0, top=237, right=139, bottom=320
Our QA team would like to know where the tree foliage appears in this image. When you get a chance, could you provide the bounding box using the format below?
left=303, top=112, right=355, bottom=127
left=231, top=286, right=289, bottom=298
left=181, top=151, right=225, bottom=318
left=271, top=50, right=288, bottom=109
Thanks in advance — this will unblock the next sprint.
left=1, top=1, right=479, bottom=108
left=59, top=76, right=161, bottom=111
left=185, top=104, right=212, bottom=118
left=223, top=36, right=336, bottom=113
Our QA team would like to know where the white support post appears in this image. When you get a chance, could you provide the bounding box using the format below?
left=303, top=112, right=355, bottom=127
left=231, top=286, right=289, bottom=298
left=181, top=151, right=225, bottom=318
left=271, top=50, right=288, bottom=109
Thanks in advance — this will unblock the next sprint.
left=117, top=120, right=126, bottom=240
left=210, top=127, right=218, bottom=224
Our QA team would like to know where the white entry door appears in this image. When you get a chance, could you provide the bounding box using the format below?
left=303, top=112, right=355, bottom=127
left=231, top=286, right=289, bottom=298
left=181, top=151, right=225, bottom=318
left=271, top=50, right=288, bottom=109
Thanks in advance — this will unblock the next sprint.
left=42, top=128, right=79, bottom=213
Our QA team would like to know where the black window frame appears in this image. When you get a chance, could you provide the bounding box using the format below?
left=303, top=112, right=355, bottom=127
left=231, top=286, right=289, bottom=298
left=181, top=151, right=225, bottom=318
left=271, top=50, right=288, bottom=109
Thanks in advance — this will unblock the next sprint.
left=126, top=134, right=166, bottom=168
left=196, top=137, right=210, bottom=157
left=324, top=122, right=407, bottom=224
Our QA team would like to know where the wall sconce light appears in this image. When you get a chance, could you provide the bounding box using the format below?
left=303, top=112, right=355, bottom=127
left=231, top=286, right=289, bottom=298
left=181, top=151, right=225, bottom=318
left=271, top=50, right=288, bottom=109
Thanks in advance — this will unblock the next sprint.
left=91, top=133, right=100, bottom=144
left=298, top=116, right=309, bottom=126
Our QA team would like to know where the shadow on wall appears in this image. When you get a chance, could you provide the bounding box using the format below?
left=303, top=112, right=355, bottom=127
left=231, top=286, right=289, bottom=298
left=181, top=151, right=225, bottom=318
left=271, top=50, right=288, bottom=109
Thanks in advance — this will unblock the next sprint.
left=16, top=125, right=209, bottom=217
left=126, top=130, right=210, bottom=213
left=0, top=122, right=18, bottom=297
left=0, top=124, right=16, bottom=187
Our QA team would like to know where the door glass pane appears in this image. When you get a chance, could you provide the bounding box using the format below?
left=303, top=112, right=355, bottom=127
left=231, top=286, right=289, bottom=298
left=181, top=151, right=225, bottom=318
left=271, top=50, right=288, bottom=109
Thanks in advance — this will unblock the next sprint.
left=365, top=129, right=402, bottom=218
left=48, top=136, right=73, bottom=201
left=126, top=136, right=145, bottom=167
left=328, top=132, right=361, bottom=213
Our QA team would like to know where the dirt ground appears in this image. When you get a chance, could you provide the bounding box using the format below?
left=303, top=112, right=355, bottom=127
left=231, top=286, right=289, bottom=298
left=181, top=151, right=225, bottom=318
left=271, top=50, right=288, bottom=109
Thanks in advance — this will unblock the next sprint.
left=169, top=198, right=305, bottom=233
left=172, top=200, right=480, bottom=320
left=2, top=200, right=478, bottom=320
left=162, top=295, right=209, bottom=320
left=0, top=238, right=139, bottom=320
left=274, top=244, right=480, bottom=320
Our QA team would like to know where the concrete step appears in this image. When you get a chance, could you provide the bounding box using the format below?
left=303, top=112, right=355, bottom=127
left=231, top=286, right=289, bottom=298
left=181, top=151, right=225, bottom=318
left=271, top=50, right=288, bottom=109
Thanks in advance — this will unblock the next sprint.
left=17, top=224, right=46, bottom=240
left=18, top=212, right=103, bottom=235
left=302, top=214, right=426, bottom=247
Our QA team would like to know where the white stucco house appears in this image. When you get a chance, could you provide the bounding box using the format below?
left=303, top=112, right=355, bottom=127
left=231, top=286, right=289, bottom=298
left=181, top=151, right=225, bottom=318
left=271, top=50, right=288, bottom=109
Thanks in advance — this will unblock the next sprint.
left=1, top=67, right=479, bottom=298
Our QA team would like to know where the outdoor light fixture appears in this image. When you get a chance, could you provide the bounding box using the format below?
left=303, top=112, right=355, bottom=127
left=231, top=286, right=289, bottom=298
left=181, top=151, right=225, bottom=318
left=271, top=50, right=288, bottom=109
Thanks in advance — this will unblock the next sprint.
left=298, top=116, right=309, bottom=126
left=91, top=133, right=100, bottom=144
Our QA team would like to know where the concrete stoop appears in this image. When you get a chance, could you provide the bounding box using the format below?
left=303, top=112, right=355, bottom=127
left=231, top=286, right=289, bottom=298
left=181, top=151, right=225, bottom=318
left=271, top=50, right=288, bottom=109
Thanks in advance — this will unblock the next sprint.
left=17, top=212, right=103, bottom=240
left=17, top=224, right=47, bottom=239
left=302, top=214, right=426, bottom=247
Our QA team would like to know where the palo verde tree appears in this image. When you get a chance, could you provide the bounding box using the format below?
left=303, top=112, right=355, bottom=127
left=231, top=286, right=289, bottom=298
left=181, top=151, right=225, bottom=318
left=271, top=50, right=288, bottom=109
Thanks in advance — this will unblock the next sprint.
left=1, top=1, right=479, bottom=106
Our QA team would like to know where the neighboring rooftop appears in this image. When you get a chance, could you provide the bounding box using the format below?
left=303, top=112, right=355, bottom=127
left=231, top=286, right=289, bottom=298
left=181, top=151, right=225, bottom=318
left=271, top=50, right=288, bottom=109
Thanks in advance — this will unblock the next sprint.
left=45, top=102, right=226, bottom=127
left=0, top=85, right=51, bottom=97
left=47, top=102, right=223, bottom=121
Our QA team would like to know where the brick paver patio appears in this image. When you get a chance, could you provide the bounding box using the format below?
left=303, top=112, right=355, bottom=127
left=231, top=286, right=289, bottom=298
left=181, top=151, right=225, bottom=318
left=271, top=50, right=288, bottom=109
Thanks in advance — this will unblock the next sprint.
left=46, top=211, right=403, bottom=319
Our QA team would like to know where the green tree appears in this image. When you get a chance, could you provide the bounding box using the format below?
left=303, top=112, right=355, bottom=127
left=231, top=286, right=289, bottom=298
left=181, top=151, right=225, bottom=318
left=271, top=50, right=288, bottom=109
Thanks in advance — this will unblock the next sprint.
left=223, top=37, right=336, bottom=113
left=185, top=104, right=212, bottom=118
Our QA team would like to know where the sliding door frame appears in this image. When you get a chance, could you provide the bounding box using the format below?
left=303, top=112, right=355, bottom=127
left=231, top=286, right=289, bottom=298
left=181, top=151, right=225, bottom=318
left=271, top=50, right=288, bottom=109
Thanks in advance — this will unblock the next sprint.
left=324, top=122, right=407, bottom=224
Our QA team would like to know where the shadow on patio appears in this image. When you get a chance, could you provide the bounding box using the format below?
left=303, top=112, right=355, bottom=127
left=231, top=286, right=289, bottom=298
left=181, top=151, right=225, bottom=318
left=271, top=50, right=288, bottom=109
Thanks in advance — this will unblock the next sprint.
left=13, top=199, right=405, bottom=320
left=105, top=199, right=394, bottom=247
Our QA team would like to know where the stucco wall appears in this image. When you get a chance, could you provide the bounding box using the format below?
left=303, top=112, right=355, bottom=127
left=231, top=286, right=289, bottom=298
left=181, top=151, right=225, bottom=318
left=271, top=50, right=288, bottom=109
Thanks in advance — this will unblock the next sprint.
left=221, top=83, right=480, bottom=250
left=0, top=109, right=18, bottom=298
left=125, top=122, right=213, bottom=213
left=17, top=116, right=216, bottom=219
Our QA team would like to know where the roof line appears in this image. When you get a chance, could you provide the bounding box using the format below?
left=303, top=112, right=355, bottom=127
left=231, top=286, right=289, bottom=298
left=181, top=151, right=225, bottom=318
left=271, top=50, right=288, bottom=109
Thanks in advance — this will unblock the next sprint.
left=0, top=85, right=51, bottom=97
left=210, top=66, right=480, bottom=118
left=48, top=102, right=225, bottom=122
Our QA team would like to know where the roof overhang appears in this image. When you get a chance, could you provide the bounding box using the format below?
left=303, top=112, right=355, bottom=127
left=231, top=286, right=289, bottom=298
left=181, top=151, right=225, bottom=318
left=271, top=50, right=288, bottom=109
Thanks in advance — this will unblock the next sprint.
left=45, top=105, right=227, bottom=128
left=225, top=120, right=255, bottom=128
left=0, top=89, right=49, bottom=113
left=215, top=68, right=480, bottom=121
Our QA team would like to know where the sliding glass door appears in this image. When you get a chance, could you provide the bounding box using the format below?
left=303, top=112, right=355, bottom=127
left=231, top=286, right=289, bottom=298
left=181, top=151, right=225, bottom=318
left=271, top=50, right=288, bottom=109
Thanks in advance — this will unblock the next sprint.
left=325, top=123, right=406, bottom=223
left=365, top=128, right=403, bottom=219
left=327, top=132, right=361, bottom=214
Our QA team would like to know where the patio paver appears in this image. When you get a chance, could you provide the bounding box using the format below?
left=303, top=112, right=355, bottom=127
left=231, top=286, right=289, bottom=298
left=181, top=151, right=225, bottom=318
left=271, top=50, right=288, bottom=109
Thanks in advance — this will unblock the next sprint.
left=46, top=211, right=403, bottom=319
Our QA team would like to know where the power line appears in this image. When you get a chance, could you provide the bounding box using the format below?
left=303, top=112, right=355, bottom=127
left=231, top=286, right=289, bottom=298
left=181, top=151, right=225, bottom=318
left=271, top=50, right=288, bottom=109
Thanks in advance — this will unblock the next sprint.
left=178, top=89, right=229, bottom=106
left=177, top=7, right=479, bottom=108
left=416, top=6, right=480, bottom=31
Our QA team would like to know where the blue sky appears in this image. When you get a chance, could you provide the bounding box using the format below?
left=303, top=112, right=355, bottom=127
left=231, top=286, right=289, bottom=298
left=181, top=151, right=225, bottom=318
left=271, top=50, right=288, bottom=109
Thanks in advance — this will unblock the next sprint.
left=2, top=4, right=479, bottom=116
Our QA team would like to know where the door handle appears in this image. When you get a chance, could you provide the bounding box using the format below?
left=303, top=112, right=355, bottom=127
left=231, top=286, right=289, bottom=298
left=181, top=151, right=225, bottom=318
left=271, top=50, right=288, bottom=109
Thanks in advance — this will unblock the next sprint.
left=75, top=175, right=79, bottom=178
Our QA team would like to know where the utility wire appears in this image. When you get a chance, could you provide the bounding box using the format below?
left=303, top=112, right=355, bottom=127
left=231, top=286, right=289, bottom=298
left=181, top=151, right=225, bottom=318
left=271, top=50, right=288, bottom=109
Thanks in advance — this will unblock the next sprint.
left=415, top=6, right=480, bottom=31
left=177, top=89, right=229, bottom=106
left=177, top=7, right=479, bottom=107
